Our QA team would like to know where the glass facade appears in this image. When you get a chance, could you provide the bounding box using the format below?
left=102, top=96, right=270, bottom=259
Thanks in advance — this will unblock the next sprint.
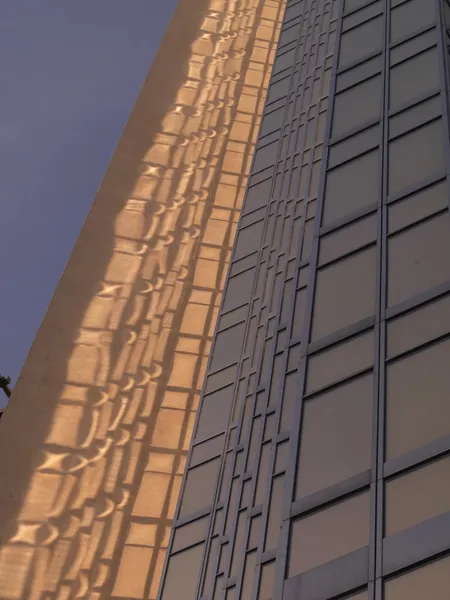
left=158, top=0, right=450, bottom=599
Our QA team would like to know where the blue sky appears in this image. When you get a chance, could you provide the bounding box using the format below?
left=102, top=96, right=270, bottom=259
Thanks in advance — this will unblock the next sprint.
left=0, top=1, right=178, bottom=401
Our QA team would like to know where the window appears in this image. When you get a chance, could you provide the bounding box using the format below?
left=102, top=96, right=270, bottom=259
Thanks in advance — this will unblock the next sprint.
left=191, top=434, right=225, bottom=467
left=254, top=140, right=279, bottom=172
left=343, top=1, right=383, bottom=30
left=162, top=543, right=204, bottom=600
left=339, top=17, right=383, bottom=67
left=289, top=492, right=370, bottom=576
left=385, top=454, right=450, bottom=536
left=196, top=384, right=234, bottom=441
left=211, top=321, right=246, bottom=371
left=386, top=338, right=450, bottom=459
left=345, top=0, right=372, bottom=11
left=389, top=48, right=440, bottom=109
left=332, top=76, right=381, bottom=138
left=319, top=213, right=377, bottom=265
left=172, top=516, right=209, bottom=552
left=387, top=179, right=447, bottom=234
left=259, top=560, right=275, bottom=600
left=311, top=246, right=377, bottom=341
left=388, top=120, right=445, bottom=197
left=179, top=458, right=221, bottom=517
left=328, top=125, right=379, bottom=169
left=323, top=150, right=379, bottom=226
left=336, top=55, right=382, bottom=93
left=387, top=212, right=450, bottom=307
left=244, top=177, right=272, bottom=214
left=384, top=556, right=450, bottom=600
left=296, top=374, right=373, bottom=498
left=306, top=330, right=374, bottom=394
left=387, top=294, right=450, bottom=358
left=234, top=220, right=265, bottom=259
left=390, top=28, right=436, bottom=65
left=390, top=0, right=435, bottom=44
left=223, top=269, right=255, bottom=311
left=265, top=475, right=284, bottom=550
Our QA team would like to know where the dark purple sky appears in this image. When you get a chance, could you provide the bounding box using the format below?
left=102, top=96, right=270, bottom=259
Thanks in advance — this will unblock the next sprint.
left=0, top=1, right=178, bottom=403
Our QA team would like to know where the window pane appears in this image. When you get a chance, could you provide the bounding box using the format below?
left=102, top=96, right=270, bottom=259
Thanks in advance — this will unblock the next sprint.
left=307, top=331, right=374, bottom=394
left=179, top=458, right=221, bottom=517
left=196, top=384, right=234, bottom=441
left=312, top=247, right=377, bottom=341
left=391, top=0, right=435, bottom=44
left=343, top=1, right=383, bottom=31
left=339, top=17, right=383, bottom=68
left=329, top=125, right=379, bottom=169
left=336, top=55, right=382, bottom=93
left=265, top=475, right=284, bottom=550
left=234, top=220, right=265, bottom=260
left=332, top=76, right=382, bottom=138
left=389, top=48, right=440, bottom=109
left=388, top=120, right=445, bottom=197
left=323, top=150, right=379, bottom=226
left=390, top=28, right=436, bottom=65
left=386, top=454, right=450, bottom=536
left=259, top=560, right=275, bottom=600
left=345, top=0, right=373, bottom=11
left=387, top=212, right=450, bottom=307
left=386, top=338, right=450, bottom=459
left=241, top=552, right=257, bottom=599
left=296, top=375, right=373, bottom=498
left=387, top=294, right=450, bottom=358
left=384, top=556, right=450, bottom=600
left=289, top=492, right=370, bottom=576
left=387, top=180, right=447, bottom=234
left=319, top=214, right=377, bottom=265
left=223, top=269, right=254, bottom=311
left=346, top=593, right=368, bottom=600
left=244, top=177, right=272, bottom=214
left=211, top=321, right=246, bottom=371
left=172, top=516, right=209, bottom=553
left=162, top=543, right=204, bottom=600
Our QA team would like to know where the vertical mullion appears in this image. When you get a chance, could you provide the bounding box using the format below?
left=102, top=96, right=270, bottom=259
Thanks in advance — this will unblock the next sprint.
left=374, top=0, right=390, bottom=596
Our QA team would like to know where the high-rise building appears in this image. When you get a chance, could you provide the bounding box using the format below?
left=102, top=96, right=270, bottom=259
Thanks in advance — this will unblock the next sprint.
left=1, top=0, right=450, bottom=599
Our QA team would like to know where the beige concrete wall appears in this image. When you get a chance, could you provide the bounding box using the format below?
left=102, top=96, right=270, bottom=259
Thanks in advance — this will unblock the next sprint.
left=0, top=0, right=284, bottom=598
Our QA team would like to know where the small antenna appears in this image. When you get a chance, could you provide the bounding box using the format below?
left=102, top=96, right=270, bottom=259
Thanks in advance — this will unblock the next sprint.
left=0, top=375, right=11, bottom=399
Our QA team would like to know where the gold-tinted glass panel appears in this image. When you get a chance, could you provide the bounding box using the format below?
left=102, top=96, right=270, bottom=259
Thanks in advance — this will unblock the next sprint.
left=386, top=454, right=450, bottom=536
left=289, top=492, right=370, bottom=576
left=311, top=246, right=377, bottom=341
left=296, top=375, right=373, bottom=499
left=385, top=556, right=450, bottom=600
left=386, top=338, right=450, bottom=459
left=387, top=212, right=450, bottom=307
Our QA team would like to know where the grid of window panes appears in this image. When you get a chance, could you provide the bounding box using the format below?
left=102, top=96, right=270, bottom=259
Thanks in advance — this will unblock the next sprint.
left=158, top=0, right=450, bottom=599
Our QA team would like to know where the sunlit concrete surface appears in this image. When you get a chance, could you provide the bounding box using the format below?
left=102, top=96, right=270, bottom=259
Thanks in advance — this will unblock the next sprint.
left=0, top=0, right=284, bottom=598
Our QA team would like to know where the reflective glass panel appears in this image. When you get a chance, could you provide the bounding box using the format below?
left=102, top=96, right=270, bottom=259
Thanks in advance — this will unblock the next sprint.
left=385, top=556, right=450, bottom=600
left=388, top=212, right=450, bottom=307
left=323, top=150, right=379, bottom=226
left=296, top=375, right=373, bottom=498
left=289, top=492, right=370, bottom=576
left=386, top=338, right=450, bottom=459
left=388, top=120, right=445, bottom=197
left=312, top=246, right=377, bottom=341
left=386, top=454, right=450, bottom=536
